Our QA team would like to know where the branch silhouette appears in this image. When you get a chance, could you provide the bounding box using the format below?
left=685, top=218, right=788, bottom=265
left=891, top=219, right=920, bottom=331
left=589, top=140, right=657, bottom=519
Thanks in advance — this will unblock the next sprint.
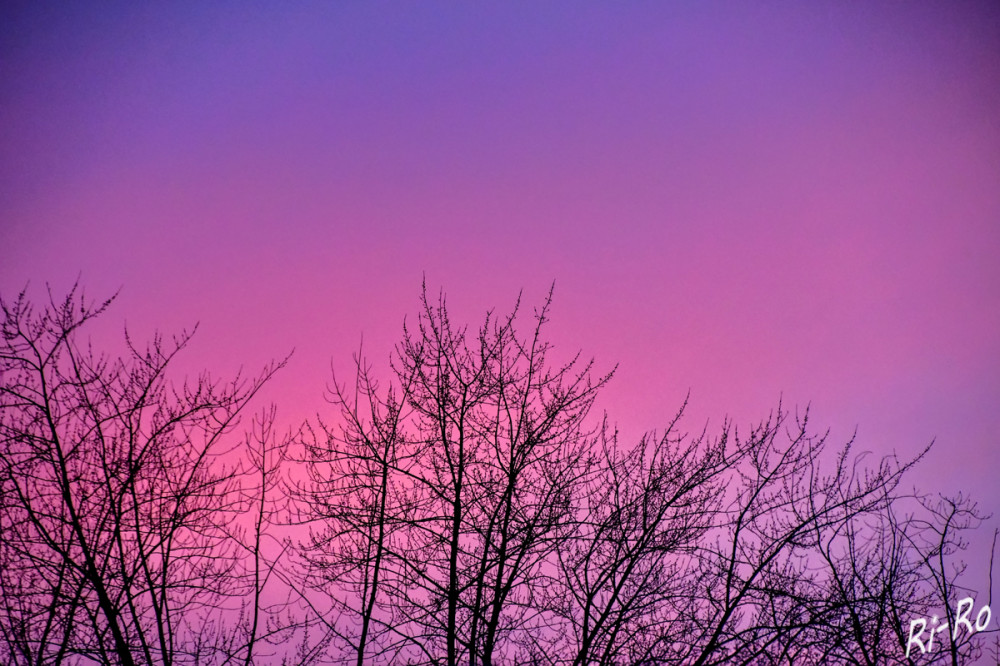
left=1, top=282, right=992, bottom=665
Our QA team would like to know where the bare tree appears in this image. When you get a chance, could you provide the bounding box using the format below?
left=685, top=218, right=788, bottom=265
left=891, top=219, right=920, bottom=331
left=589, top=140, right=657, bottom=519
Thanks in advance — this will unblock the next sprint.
left=231, top=407, right=298, bottom=666
left=293, top=285, right=612, bottom=666
left=8, top=281, right=987, bottom=665
left=538, top=405, right=943, bottom=666
left=290, top=341, right=413, bottom=665
left=0, top=284, right=285, bottom=665
left=891, top=493, right=991, bottom=666
left=544, top=402, right=728, bottom=666
left=676, top=410, right=915, bottom=665
left=290, top=285, right=992, bottom=666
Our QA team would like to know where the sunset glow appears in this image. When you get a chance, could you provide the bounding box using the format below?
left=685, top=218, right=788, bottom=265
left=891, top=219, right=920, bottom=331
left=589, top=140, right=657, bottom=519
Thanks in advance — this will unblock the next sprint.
left=2, top=3, right=999, bottom=662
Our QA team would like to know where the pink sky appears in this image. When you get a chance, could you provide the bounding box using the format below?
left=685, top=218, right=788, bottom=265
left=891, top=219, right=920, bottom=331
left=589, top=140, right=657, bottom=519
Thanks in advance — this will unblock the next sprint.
left=3, top=1, right=999, bottom=601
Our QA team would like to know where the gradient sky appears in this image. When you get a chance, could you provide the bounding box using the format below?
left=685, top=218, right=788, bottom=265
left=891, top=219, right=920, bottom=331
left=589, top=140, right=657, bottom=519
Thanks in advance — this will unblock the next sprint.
left=2, top=1, right=999, bottom=599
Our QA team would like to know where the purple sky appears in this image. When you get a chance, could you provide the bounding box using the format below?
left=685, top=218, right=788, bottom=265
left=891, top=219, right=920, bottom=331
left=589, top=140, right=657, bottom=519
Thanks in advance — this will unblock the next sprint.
left=3, top=2, right=999, bottom=596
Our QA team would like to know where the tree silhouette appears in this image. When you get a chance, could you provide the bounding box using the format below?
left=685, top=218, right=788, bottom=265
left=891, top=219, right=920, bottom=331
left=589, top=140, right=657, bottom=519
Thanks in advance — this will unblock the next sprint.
left=0, top=282, right=992, bottom=665
left=0, top=284, right=287, bottom=665
left=290, top=285, right=993, bottom=665
left=292, top=286, right=612, bottom=666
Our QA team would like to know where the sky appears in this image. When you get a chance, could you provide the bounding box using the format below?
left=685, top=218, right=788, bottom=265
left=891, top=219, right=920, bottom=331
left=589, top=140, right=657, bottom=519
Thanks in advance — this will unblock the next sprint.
left=2, top=0, right=999, bottom=607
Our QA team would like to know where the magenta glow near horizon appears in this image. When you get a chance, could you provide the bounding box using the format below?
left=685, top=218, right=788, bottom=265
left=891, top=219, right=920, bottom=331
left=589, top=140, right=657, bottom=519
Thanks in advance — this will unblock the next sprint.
left=2, top=0, right=998, bottom=596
